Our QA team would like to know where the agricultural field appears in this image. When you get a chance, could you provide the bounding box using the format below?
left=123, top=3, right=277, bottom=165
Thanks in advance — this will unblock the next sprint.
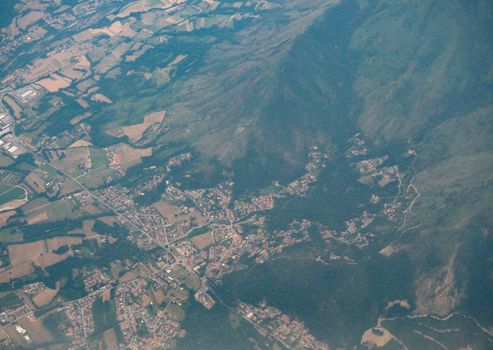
left=24, top=171, right=47, bottom=193
left=114, top=143, right=152, bottom=172
left=118, top=270, right=139, bottom=283
left=23, top=197, right=80, bottom=224
left=169, top=265, right=201, bottom=290
left=0, top=154, right=14, bottom=167
left=50, top=147, right=92, bottom=177
left=103, top=328, right=119, bottom=350
left=0, top=0, right=491, bottom=349
left=92, top=296, right=119, bottom=335
left=91, top=93, right=113, bottom=104
left=120, top=110, right=165, bottom=142
left=151, top=288, right=167, bottom=306
left=0, top=184, right=27, bottom=207
left=8, top=236, right=83, bottom=267
left=17, top=317, right=54, bottom=344
left=69, top=219, right=115, bottom=240
left=0, top=292, right=23, bottom=311
left=191, top=231, right=214, bottom=250
left=36, top=74, right=72, bottom=93
left=0, top=261, right=34, bottom=283
left=76, top=169, right=117, bottom=193
left=2, top=96, right=22, bottom=119
left=89, top=147, right=108, bottom=169
left=32, top=286, right=58, bottom=308
left=0, top=210, right=16, bottom=228
left=68, top=139, right=92, bottom=148
left=165, top=303, right=186, bottom=322
left=0, top=227, right=23, bottom=244
left=153, top=201, right=207, bottom=226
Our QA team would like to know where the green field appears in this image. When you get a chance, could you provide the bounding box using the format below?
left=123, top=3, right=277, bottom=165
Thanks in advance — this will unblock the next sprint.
left=92, top=296, right=119, bottom=335
left=46, top=198, right=80, bottom=221
left=0, top=153, right=13, bottom=167
left=170, top=265, right=201, bottom=290
left=40, top=164, right=58, bottom=177
left=78, top=167, right=118, bottom=189
left=165, top=303, right=185, bottom=322
left=0, top=184, right=25, bottom=205
left=25, top=198, right=80, bottom=223
left=0, top=292, right=23, bottom=311
left=89, top=147, right=109, bottom=169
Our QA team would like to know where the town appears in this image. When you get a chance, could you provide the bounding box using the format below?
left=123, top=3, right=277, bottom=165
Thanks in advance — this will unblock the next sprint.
left=238, top=302, right=330, bottom=350
left=0, top=0, right=414, bottom=348
left=0, top=132, right=408, bottom=348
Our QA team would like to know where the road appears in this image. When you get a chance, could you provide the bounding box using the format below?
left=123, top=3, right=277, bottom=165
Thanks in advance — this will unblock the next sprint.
left=14, top=135, right=179, bottom=261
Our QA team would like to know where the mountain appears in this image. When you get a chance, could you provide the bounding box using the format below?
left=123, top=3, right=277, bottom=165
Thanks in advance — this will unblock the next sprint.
left=160, top=0, right=493, bottom=339
left=0, top=0, right=491, bottom=348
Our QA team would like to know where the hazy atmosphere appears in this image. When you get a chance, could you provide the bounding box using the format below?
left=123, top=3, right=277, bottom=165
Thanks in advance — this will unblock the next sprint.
left=0, top=0, right=492, bottom=349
